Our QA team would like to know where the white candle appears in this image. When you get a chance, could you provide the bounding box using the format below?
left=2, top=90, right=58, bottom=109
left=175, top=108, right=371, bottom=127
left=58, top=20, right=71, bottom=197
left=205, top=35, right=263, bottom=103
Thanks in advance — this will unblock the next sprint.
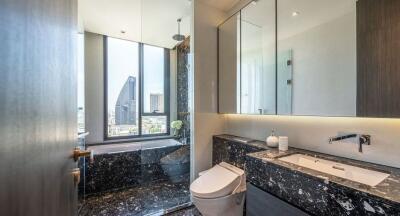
left=279, top=136, right=289, bottom=151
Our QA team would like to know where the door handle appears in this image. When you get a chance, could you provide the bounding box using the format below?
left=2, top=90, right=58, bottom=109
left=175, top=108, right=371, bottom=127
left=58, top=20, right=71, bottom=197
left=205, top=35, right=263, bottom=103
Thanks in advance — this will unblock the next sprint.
left=73, top=147, right=94, bottom=163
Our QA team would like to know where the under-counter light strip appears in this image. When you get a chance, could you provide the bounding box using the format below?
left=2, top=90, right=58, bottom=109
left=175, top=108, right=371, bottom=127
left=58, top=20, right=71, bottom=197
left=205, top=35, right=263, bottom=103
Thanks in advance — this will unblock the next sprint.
left=222, top=113, right=400, bottom=122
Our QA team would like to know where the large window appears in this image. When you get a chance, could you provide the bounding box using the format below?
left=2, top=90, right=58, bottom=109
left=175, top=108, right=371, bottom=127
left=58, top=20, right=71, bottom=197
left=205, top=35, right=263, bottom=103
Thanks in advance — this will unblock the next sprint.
left=105, top=37, right=170, bottom=139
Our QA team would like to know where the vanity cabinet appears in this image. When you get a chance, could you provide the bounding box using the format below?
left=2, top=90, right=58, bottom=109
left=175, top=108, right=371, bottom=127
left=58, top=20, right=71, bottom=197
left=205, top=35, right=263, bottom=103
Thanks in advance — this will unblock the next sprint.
left=246, top=183, right=310, bottom=216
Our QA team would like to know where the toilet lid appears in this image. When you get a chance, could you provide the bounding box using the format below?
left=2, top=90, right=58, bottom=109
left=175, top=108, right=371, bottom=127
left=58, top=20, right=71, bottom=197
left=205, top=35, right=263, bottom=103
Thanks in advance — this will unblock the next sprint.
left=190, top=163, right=242, bottom=199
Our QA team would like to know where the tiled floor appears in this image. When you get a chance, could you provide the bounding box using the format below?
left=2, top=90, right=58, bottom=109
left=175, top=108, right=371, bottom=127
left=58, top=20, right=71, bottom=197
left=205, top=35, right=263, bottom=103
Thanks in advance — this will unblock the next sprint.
left=165, top=206, right=201, bottom=216
left=79, top=181, right=191, bottom=216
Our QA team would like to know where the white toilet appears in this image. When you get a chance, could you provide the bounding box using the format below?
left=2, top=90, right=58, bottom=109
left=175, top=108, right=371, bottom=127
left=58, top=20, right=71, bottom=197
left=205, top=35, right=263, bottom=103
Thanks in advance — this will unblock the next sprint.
left=190, top=162, right=246, bottom=216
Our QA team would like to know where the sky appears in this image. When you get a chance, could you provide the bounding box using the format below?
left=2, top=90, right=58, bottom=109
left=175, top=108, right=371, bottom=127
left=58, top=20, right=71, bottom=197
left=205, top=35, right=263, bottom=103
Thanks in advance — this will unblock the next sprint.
left=143, top=44, right=164, bottom=112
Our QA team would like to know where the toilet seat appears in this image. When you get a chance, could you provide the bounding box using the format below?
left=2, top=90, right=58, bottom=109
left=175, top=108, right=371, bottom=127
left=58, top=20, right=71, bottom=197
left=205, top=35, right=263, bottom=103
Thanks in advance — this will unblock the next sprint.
left=190, top=162, right=247, bottom=216
left=190, top=162, right=244, bottom=199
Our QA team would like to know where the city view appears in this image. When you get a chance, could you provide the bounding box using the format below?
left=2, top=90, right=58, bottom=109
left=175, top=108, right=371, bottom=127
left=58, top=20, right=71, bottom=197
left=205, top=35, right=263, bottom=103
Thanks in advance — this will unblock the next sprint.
left=105, top=37, right=168, bottom=138
left=107, top=76, right=167, bottom=137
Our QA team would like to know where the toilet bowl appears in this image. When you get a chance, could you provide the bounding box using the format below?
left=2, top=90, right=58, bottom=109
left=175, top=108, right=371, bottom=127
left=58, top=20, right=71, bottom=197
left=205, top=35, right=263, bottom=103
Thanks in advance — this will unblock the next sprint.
left=190, top=162, right=246, bottom=216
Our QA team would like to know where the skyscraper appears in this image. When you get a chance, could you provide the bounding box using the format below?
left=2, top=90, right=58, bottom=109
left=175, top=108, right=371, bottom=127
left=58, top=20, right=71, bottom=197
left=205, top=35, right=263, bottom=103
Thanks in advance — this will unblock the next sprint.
left=115, top=76, right=136, bottom=125
left=150, top=93, right=164, bottom=113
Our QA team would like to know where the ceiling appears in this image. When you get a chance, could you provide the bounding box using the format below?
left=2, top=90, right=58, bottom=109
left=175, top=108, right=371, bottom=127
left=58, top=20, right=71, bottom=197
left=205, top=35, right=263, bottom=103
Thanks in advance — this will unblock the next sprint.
left=198, top=0, right=241, bottom=12
left=78, top=0, right=355, bottom=49
left=78, top=0, right=191, bottom=49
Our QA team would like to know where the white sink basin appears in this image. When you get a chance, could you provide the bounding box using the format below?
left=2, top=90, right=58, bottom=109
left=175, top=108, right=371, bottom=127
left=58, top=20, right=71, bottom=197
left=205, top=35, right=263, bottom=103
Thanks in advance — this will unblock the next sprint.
left=278, top=154, right=390, bottom=187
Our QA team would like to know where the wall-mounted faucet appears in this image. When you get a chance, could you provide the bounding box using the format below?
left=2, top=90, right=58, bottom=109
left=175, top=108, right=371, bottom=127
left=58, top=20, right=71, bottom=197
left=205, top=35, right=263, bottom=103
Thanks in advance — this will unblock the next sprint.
left=328, top=134, right=371, bottom=153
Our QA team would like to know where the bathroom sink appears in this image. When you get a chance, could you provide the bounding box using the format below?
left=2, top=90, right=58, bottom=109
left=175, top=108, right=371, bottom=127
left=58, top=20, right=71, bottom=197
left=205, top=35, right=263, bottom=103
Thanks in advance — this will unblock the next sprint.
left=278, top=154, right=390, bottom=186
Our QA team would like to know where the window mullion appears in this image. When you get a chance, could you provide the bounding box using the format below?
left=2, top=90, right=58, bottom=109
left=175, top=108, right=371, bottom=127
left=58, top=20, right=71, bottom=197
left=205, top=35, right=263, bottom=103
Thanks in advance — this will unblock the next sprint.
left=138, top=43, right=144, bottom=136
left=164, top=48, right=170, bottom=135
left=103, top=36, right=108, bottom=140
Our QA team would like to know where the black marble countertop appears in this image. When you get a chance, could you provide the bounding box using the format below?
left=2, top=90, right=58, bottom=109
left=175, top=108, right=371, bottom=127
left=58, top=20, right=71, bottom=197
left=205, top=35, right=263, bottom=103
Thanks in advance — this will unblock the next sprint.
left=214, top=134, right=270, bottom=150
left=247, top=147, right=400, bottom=205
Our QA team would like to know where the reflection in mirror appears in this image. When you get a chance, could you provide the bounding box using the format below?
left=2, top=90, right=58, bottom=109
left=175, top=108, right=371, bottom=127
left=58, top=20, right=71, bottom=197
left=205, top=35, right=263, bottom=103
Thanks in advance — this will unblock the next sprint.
left=219, top=0, right=400, bottom=118
left=218, top=13, right=240, bottom=114
left=277, top=0, right=357, bottom=116
left=241, top=0, right=276, bottom=115
left=218, top=0, right=276, bottom=115
left=277, top=49, right=293, bottom=115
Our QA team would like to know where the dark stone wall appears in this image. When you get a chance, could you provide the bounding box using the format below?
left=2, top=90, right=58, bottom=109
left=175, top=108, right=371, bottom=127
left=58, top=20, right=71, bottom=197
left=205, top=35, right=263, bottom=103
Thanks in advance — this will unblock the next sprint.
left=79, top=145, right=190, bottom=195
left=176, top=38, right=190, bottom=143
left=212, top=135, right=269, bottom=169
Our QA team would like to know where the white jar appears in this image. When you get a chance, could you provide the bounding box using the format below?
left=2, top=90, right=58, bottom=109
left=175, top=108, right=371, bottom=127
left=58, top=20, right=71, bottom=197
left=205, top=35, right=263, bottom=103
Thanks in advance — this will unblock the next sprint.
left=266, top=130, right=279, bottom=148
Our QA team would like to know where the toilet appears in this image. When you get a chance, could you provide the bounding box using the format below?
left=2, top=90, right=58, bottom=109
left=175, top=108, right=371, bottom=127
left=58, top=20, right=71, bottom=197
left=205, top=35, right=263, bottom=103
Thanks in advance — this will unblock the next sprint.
left=190, top=162, right=246, bottom=216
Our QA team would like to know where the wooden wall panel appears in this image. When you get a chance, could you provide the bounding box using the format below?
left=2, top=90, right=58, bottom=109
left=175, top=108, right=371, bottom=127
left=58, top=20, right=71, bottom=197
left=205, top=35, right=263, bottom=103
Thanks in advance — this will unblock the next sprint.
left=357, top=0, right=400, bottom=117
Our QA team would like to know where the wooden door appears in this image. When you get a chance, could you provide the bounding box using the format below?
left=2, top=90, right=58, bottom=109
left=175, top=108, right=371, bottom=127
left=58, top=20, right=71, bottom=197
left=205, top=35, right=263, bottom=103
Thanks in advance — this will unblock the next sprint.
left=0, top=0, right=78, bottom=215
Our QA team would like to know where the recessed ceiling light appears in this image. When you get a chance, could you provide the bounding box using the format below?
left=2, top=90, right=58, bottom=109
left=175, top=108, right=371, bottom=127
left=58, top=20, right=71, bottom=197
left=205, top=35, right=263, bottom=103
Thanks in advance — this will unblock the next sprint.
left=120, top=30, right=126, bottom=34
left=251, top=0, right=258, bottom=5
left=292, top=11, right=300, bottom=17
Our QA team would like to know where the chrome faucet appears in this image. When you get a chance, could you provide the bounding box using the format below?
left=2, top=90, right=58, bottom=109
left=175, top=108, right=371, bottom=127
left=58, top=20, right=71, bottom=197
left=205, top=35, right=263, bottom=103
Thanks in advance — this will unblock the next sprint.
left=358, top=135, right=371, bottom=153
left=328, top=134, right=371, bottom=153
left=328, top=134, right=357, bottom=144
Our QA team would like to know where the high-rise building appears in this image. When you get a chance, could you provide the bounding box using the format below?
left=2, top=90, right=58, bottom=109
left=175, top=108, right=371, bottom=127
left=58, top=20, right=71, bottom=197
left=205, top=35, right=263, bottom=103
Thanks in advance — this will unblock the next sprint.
left=150, top=93, right=164, bottom=113
left=115, top=76, right=136, bottom=125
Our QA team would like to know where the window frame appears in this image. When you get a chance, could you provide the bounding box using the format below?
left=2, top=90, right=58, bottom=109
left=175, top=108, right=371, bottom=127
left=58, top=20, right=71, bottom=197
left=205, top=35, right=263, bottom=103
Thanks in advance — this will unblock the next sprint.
left=103, top=36, right=171, bottom=141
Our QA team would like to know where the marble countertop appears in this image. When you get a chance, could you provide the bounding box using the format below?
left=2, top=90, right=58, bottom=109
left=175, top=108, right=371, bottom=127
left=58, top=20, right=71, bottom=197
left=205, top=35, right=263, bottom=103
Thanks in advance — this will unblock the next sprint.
left=214, top=134, right=270, bottom=150
left=247, top=147, right=400, bottom=205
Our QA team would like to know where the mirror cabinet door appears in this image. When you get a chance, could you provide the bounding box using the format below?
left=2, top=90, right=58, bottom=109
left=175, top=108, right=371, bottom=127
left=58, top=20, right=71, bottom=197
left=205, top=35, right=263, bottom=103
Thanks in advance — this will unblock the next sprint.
left=218, top=0, right=400, bottom=118
left=218, top=13, right=240, bottom=114
left=241, top=0, right=276, bottom=115
left=218, top=0, right=276, bottom=115
left=277, top=0, right=357, bottom=117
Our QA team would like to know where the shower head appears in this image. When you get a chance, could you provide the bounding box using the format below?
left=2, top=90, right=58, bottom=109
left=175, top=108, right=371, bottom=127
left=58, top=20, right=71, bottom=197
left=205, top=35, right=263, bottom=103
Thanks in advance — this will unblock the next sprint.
left=173, top=34, right=185, bottom=41
left=173, top=18, right=185, bottom=41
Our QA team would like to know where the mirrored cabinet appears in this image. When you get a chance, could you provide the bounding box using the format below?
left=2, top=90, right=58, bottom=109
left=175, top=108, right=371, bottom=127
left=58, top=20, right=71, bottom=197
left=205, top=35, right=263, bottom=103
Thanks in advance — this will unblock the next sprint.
left=218, top=0, right=400, bottom=118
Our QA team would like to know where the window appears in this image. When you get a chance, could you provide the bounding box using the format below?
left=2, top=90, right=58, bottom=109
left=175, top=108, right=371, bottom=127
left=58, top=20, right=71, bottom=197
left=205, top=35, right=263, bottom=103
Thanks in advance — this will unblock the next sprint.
left=105, top=37, right=170, bottom=139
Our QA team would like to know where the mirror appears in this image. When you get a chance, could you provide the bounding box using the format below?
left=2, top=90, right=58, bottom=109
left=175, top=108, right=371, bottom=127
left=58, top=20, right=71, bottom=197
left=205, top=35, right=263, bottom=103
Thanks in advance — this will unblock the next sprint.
left=277, top=0, right=356, bottom=116
left=218, top=0, right=276, bottom=115
left=218, top=13, right=240, bottom=114
left=241, top=0, right=276, bottom=115
left=218, top=0, right=400, bottom=118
